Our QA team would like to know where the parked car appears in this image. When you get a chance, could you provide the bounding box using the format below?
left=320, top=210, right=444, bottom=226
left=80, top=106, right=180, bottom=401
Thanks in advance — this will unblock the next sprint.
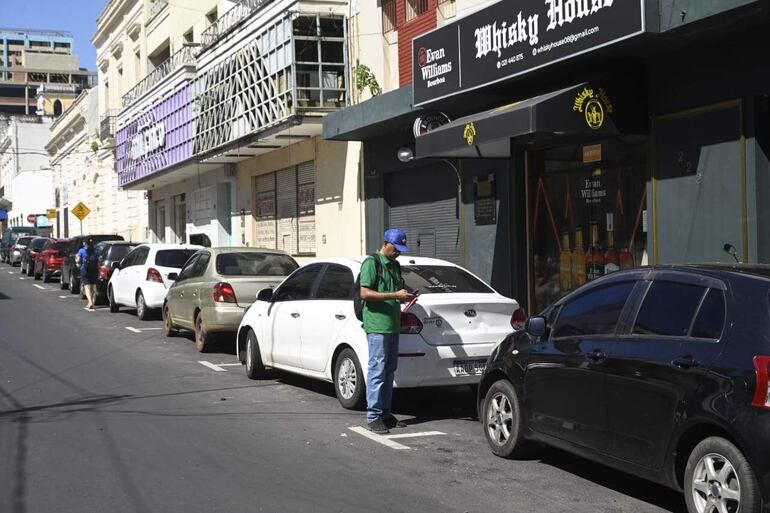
left=22, top=237, right=50, bottom=276
left=60, top=234, right=125, bottom=294
left=95, top=241, right=139, bottom=303
left=236, top=256, right=523, bottom=409
left=478, top=264, right=770, bottom=513
left=8, top=236, right=35, bottom=266
left=163, top=248, right=298, bottom=352
left=33, top=238, right=69, bottom=282
left=107, top=243, right=202, bottom=320
left=1, top=227, right=36, bottom=263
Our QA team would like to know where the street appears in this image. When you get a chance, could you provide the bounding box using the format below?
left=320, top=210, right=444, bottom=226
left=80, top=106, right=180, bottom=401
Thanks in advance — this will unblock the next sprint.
left=0, top=267, right=684, bottom=513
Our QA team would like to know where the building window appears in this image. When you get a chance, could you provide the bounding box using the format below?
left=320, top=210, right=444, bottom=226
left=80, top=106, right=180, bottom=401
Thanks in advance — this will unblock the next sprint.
left=53, top=100, right=63, bottom=117
left=438, top=0, right=456, bottom=20
left=405, top=0, right=428, bottom=22
left=382, top=0, right=397, bottom=32
left=254, top=161, right=316, bottom=256
left=293, top=15, right=347, bottom=109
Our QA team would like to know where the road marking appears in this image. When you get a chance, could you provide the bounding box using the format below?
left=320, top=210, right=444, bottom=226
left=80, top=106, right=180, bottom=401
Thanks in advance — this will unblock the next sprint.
left=125, top=327, right=164, bottom=333
left=348, top=426, right=446, bottom=450
left=125, top=327, right=142, bottom=333
left=217, top=363, right=241, bottom=367
left=19, top=277, right=26, bottom=280
left=199, top=361, right=227, bottom=372
left=33, top=284, right=45, bottom=290
left=8, top=271, right=13, bottom=274
left=59, top=295, right=77, bottom=299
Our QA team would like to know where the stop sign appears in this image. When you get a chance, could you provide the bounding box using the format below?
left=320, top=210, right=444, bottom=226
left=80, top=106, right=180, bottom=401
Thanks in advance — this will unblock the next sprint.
left=26, top=214, right=36, bottom=224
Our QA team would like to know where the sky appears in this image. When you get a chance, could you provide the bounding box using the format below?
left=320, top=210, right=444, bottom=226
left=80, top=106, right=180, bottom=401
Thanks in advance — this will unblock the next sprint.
left=0, top=0, right=102, bottom=70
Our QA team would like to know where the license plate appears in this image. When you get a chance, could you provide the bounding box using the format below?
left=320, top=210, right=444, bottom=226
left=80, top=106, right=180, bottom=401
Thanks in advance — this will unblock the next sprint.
left=453, top=359, right=486, bottom=376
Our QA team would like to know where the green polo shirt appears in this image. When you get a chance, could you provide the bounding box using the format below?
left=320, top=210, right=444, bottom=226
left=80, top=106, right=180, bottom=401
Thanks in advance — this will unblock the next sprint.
left=360, top=251, right=404, bottom=334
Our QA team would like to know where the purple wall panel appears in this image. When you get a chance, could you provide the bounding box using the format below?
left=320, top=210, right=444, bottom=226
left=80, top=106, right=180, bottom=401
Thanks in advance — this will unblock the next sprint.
left=116, top=85, right=193, bottom=187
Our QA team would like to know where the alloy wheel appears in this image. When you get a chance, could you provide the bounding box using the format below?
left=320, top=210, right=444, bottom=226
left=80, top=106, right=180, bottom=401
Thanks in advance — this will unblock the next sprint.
left=486, top=392, right=514, bottom=446
left=137, top=294, right=145, bottom=318
left=337, top=357, right=357, bottom=400
left=691, top=453, right=741, bottom=513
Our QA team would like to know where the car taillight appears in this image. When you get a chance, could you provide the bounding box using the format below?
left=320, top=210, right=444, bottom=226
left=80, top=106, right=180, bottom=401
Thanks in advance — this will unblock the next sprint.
left=752, top=356, right=770, bottom=409
left=99, top=265, right=111, bottom=280
left=511, top=307, right=527, bottom=331
left=146, top=267, right=164, bottom=284
left=213, top=282, right=237, bottom=303
left=400, top=313, right=423, bottom=334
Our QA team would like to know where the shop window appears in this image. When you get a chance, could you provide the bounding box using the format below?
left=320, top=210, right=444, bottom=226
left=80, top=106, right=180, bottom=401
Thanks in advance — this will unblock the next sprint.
left=405, top=0, right=429, bottom=22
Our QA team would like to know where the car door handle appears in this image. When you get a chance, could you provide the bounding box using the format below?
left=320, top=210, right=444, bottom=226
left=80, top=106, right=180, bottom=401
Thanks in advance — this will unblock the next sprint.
left=586, top=350, right=607, bottom=363
left=672, top=356, right=700, bottom=369
left=335, top=313, right=346, bottom=320
left=290, top=312, right=300, bottom=318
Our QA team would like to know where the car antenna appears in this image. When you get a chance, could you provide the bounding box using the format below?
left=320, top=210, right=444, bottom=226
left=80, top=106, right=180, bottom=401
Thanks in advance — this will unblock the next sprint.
left=723, top=243, right=741, bottom=264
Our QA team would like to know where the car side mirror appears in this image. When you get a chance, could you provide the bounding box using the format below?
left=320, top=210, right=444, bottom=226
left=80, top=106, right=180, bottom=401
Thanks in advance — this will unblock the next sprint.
left=256, top=288, right=274, bottom=302
left=525, top=316, right=547, bottom=338
left=167, top=272, right=179, bottom=281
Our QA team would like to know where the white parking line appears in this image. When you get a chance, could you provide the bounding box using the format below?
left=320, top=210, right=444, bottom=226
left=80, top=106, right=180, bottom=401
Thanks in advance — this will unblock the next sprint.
left=18, top=277, right=26, bottom=280
left=199, top=361, right=227, bottom=372
left=33, top=284, right=46, bottom=290
left=59, top=295, right=77, bottom=299
left=125, top=327, right=163, bottom=333
left=348, top=427, right=411, bottom=450
left=386, top=431, right=446, bottom=440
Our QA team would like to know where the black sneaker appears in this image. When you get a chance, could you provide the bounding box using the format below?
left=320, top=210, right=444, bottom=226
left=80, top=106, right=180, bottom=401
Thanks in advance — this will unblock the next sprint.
left=367, top=418, right=390, bottom=434
left=384, top=415, right=407, bottom=429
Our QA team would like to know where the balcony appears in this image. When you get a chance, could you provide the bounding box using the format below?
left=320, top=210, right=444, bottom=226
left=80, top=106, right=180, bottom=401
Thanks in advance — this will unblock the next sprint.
left=121, top=44, right=198, bottom=108
left=201, top=0, right=274, bottom=50
left=100, top=110, right=117, bottom=140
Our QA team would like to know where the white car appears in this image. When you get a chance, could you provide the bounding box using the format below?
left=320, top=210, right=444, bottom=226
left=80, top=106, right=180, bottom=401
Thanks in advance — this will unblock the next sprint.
left=107, top=243, right=202, bottom=320
left=235, top=256, right=523, bottom=409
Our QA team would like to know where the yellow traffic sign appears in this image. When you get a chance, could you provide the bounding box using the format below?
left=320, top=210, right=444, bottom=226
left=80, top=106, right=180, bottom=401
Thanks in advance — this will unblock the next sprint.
left=72, top=202, right=91, bottom=221
left=46, top=208, right=57, bottom=219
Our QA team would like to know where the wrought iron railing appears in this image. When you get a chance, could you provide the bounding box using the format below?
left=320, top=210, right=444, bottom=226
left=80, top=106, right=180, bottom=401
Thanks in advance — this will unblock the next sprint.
left=147, top=0, right=168, bottom=23
left=201, top=0, right=274, bottom=49
left=100, top=110, right=118, bottom=139
left=121, top=44, right=198, bottom=108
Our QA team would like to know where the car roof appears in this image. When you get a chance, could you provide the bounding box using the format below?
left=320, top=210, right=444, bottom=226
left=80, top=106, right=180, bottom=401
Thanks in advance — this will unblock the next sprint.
left=205, top=247, right=292, bottom=256
left=136, top=243, right=203, bottom=251
left=307, top=255, right=465, bottom=267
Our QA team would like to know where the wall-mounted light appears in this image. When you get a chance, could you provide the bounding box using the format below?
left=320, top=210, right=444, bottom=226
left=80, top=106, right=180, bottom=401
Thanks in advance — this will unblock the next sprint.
left=397, top=147, right=414, bottom=163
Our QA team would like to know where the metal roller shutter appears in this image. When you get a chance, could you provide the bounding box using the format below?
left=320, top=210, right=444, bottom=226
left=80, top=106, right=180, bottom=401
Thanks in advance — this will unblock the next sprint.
left=255, top=174, right=277, bottom=249
left=297, top=161, right=316, bottom=255
left=386, top=165, right=460, bottom=263
left=276, top=166, right=297, bottom=254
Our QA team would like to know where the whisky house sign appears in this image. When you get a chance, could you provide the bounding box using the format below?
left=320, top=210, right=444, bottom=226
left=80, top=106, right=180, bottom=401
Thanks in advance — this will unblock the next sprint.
left=413, top=0, right=645, bottom=106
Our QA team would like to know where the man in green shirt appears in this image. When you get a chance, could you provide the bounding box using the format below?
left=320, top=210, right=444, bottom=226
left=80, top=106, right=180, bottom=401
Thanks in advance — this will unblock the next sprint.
left=360, top=228, right=414, bottom=434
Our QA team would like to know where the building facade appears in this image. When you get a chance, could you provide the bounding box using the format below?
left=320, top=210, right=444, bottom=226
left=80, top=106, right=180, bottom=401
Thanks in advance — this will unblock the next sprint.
left=325, top=0, right=770, bottom=311
left=113, top=0, right=362, bottom=260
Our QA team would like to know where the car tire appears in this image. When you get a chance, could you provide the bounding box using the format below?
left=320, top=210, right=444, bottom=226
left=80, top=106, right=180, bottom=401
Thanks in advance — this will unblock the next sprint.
left=69, top=273, right=80, bottom=294
left=684, top=436, right=761, bottom=513
left=194, top=312, right=212, bottom=352
left=334, top=348, right=366, bottom=411
left=34, top=265, right=42, bottom=280
left=162, top=302, right=177, bottom=337
left=136, top=291, right=150, bottom=321
left=26, top=260, right=33, bottom=277
left=60, top=269, right=68, bottom=290
left=41, top=266, right=49, bottom=282
left=108, top=286, right=119, bottom=313
left=483, top=379, right=528, bottom=459
left=245, top=329, right=265, bottom=379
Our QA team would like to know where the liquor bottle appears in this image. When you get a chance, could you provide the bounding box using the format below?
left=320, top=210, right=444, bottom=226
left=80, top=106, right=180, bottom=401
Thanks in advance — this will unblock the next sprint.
left=585, top=221, right=604, bottom=281
left=560, top=231, right=572, bottom=294
left=620, top=247, right=635, bottom=270
left=571, top=228, right=586, bottom=288
left=604, top=230, right=620, bottom=274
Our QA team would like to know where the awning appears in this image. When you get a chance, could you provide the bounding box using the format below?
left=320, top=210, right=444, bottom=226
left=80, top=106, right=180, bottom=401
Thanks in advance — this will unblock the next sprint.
left=415, top=80, right=647, bottom=159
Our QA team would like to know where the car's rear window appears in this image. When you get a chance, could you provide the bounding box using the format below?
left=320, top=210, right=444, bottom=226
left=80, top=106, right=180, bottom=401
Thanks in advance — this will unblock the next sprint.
left=401, top=265, right=494, bottom=294
left=215, top=252, right=298, bottom=276
left=52, top=242, right=68, bottom=252
left=155, top=249, right=198, bottom=268
left=91, top=235, right=124, bottom=243
left=107, top=245, right=135, bottom=261
left=16, top=237, right=34, bottom=246
left=30, top=238, right=48, bottom=250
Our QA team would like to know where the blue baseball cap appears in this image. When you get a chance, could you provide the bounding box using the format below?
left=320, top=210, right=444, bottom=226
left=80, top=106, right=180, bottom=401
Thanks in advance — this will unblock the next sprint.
left=384, top=228, right=410, bottom=253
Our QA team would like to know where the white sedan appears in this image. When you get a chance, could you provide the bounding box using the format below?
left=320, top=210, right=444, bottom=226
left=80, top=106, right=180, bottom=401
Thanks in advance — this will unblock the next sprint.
left=107, top=243, right=202, bottom=319
left=236, top=256, right=523, bottom=409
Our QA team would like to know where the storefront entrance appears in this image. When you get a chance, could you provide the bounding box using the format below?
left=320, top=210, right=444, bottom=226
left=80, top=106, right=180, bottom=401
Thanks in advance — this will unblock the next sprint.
left=529, top=137, right=648, bottom=312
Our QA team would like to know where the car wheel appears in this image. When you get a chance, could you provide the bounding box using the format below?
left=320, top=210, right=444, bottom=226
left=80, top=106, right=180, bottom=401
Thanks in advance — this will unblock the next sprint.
left=245, top=329, right=265, bottom=379
left=334, top=348, right=366, bottom=410
left=162, top=302, right=177, bottom=337
left=136, top=291, right=150, bottom=321
left=194, top=312, right=212, bottom=352
left=483, top=379, right=528, bottom=458
left=41, top=266, right=49, bottom=282
left=34, top=265, right=42, bottom=280
left=108, top=286, right=119, bottom=313
left=60, top=270, right=68, bottom=290
left=685, top=437, right=761, bottom=513
left=69, top=273, right=80, bottom=294
left=26, top=261, right=33, bottom=277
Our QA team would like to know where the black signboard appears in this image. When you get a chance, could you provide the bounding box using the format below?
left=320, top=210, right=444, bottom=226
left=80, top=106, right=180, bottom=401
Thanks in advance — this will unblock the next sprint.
left=413, top=0, right=645, bottom=106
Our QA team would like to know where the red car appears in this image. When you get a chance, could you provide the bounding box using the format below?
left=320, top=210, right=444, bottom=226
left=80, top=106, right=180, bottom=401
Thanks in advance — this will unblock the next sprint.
left=34, top=239, right=69, bottom=282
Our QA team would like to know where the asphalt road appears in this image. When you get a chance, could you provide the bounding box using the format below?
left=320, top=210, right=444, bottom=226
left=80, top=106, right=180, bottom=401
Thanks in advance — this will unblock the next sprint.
left=0, top=265, right=686, bottom=513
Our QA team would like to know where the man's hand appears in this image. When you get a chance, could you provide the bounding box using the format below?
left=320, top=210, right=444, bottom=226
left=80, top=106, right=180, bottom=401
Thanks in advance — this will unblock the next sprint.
left=394, top=289, right=415, bottom=303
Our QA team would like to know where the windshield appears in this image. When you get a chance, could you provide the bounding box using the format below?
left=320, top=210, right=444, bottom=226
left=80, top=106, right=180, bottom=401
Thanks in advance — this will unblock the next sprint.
left=16, top=237, right=34, bottom=246
left=215, top=252, right=298, bottom=276
left=30, top=238, right=49, bottom=250
left=155, top=249, right=198, bottom=268
left=401, top=265, right=494, bottom=294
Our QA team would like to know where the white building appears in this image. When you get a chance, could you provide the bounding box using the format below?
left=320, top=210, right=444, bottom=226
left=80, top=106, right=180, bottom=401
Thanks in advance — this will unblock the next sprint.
left=0, top=115, right=54, bottom=232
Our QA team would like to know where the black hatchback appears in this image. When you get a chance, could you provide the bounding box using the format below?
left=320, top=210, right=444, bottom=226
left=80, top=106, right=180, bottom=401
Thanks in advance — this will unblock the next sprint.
left=479, top=265, right=770, bottom=513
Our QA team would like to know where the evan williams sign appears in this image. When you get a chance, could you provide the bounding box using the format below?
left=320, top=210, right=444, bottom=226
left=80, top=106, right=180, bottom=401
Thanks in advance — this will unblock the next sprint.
left=413, top=0, right=645, bottom=106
